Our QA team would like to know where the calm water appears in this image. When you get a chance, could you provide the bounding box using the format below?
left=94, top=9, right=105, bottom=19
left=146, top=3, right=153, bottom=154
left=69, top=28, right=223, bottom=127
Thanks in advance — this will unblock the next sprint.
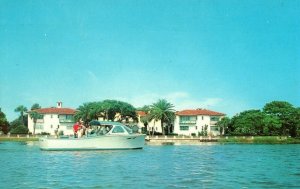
left=0, top=142, right=300, bottom=189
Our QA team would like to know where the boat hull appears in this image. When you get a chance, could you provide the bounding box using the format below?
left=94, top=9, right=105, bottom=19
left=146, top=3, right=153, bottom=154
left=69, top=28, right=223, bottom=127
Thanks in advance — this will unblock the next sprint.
left=39, top=134, right=146, bottom=151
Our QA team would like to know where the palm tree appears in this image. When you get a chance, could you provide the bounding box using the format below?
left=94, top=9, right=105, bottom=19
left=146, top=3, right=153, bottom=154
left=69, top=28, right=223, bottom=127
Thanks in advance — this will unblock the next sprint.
left=29, top=111, right=41, bottom=135
left=14, top=105, right=28, bottom=126
left=74, top=103, right=94, bottom=124
left=149, top=99, right=175, bottom=135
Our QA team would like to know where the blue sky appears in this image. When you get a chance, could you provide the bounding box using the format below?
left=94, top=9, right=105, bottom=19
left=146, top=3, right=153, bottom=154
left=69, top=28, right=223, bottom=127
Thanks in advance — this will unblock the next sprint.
left=1, top=0, right=299, bottom=121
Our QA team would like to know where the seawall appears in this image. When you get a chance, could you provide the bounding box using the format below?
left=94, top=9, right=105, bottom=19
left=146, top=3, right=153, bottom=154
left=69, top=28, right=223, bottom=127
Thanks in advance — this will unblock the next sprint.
left=146, top=135, right=219, bottom=145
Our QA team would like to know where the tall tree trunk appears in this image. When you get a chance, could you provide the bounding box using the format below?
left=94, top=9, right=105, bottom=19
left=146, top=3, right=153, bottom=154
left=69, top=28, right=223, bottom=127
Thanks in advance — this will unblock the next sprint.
left=152, top=121, right=155, bottom=137
left=33, top=122, right=36, bottom=135
left=21, top=112, right=24, bottom=126
left=161, top=118, right=165, bottom=135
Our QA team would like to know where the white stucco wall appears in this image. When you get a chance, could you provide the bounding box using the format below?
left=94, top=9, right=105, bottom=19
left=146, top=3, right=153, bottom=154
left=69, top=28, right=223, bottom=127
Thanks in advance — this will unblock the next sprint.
left=137, top=115, right=162, bottom=134
left=174, top=115, right=222, bottom=136
left=147, top=119, right=162, bottom=133
left=28, top=114, right=75, bottom=135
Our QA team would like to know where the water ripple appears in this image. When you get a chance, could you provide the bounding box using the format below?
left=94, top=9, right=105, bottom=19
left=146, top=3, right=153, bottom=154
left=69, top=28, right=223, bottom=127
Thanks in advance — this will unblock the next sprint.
left=0, top=142, right=300, bottom=188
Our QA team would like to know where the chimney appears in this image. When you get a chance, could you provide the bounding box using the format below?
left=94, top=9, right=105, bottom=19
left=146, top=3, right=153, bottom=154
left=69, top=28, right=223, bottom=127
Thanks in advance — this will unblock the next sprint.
left=57, top=102, right=62, bottom=108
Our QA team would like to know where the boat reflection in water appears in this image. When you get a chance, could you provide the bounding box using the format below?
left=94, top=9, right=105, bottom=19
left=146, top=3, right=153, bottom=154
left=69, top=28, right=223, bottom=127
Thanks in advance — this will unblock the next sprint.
left=39, top=121, right=145, bottom=151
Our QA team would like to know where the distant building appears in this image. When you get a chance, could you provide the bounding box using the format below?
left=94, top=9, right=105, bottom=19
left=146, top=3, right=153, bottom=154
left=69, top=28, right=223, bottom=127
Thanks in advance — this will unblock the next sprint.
left=28, top=102, right=76, bottom=135
left=173, top=109, right=225, bottom=136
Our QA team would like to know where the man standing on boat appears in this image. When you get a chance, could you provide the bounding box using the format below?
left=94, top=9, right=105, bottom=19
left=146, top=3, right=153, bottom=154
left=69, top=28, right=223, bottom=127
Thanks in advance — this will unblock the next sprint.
left=73, top=121, right=80, bottom=138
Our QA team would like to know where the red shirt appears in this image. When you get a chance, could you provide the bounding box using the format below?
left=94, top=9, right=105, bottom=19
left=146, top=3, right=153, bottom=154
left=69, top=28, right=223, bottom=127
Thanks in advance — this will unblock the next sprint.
left=73, top=123, right=80, bottom=132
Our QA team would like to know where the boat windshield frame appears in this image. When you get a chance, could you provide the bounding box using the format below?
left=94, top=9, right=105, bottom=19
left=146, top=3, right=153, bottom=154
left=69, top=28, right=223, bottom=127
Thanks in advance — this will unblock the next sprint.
left=90, top=123, right=133, bottom=136
left=123, top=125, right=133, bottom=134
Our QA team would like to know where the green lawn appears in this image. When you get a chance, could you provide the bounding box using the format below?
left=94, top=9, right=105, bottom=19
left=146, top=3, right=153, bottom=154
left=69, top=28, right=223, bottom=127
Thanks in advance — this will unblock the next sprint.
left=0, top=136, right=39, bottom=142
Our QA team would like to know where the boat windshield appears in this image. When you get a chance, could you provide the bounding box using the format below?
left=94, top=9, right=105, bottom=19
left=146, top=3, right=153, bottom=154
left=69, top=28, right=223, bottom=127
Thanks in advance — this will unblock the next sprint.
left=90, top=124, right=132, bottom=135
left=123, top=125, right=133, bottom=134
left=95, top=125, right=112, bottom=135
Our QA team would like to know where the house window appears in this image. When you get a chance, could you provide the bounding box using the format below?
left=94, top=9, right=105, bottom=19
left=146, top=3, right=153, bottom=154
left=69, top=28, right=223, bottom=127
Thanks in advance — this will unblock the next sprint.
left=51, top=125, right=53, bottom=128
left=210, top=126, right=219, bottom=131
left=180, top=116, right=197, bottom=123
left=51, top=115, right=53, bottom=118
left=202, top=116, right=204, bottom=120
left=66, top=115, right=74, bottom=120
left=210, top=116, right=220, bottom=121
left=195, top=126, right=197, bottom=130
left=36, top=125, right=44, bottom=130
left=57, top=125, right=60, bottom=128
left=180, top=126, right=189, bottom=131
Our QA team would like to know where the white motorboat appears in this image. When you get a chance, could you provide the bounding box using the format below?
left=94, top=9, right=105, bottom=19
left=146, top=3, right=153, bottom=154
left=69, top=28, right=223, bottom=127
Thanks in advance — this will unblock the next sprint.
left=39, top=121, right=146, bottom=150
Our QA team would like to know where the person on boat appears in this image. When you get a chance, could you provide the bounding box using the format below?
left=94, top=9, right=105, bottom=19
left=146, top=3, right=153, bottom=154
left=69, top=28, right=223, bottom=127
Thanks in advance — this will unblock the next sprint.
left=73, top=121, right=80, bottom=138
left=98, top=126, right=106, bottom=135
left=106, top=126, right=111, bottom=132
left=103, top=125, right=111, bottom=134
left=79, top=120, right=86, bottom=137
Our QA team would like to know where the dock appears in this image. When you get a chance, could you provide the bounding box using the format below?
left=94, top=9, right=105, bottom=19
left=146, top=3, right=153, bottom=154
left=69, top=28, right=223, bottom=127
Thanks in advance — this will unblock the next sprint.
left=146, top=135, right=219, bottom=145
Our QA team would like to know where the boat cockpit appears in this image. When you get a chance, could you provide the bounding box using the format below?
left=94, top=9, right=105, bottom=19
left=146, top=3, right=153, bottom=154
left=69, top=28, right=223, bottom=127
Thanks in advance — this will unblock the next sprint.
left=89, top=121, right=133, bottom=136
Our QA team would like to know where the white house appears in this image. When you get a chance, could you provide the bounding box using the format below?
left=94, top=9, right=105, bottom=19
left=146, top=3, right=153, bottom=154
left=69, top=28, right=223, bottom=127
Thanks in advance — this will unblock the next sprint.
left=136, top=111, right=162, bottom=134
left=28, top=102, right=76, bottom=135
left=173, top=109, right=225, bottom=136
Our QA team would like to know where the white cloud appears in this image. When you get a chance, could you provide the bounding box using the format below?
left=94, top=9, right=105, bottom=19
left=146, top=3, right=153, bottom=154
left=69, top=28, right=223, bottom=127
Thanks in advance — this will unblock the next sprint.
left=87, top=70, right=99, bottom=82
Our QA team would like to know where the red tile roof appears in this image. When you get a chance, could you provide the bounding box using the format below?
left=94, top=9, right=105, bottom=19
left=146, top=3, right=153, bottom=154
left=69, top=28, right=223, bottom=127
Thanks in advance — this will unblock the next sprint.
left=136, top=111, right=147, bottom=116
left=31, top=107, right=76, bottom=115
left=176, top=109, right=225, bottom=116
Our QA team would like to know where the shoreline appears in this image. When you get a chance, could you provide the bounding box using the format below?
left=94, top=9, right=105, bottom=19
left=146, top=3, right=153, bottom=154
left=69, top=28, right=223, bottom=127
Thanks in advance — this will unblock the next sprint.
left=146, top=136, right=300, bottom=144
left=1, top=135, right=300, bottom=144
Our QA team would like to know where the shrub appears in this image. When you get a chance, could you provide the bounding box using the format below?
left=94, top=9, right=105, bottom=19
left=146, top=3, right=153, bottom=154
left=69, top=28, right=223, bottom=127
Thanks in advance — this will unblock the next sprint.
left=167, top=133, right=178, bottom=136
left=58, top=130, right=64, bottom=136
left=9, top=119, right=23, bottom=130
left=10, top=125, right=29, bottom=134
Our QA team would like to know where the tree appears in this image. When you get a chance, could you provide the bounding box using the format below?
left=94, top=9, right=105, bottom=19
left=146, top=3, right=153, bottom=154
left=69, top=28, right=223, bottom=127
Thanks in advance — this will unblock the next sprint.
left=137, top=105, right=151, bottom=113
left=31, top=103, right=41, bottom=110
left=10, top=125, right=28, bottom=134
left=74, top=102, right=95, bottom=125
left=0, top=108, right=9, bottom=134
left=100, top=100, right=122, bottom=121
left=29, top=111, right=41, bottom=135
left=262, top=115, right=281, bottom=135
left=149, top=99, right=175, bottom=135
left=75, top=100, right=137, bottom=124
left=230, top=110, right=265, bottom=136
left=89, top=102, right=104, bottom=120
left=9, top=118, right=23, bottom=131
left=14, top=105, right=28, bottom=126
left=216, top=117, right=231, bottom=136
left=263, top=101, right=299, bottom=137
left=296, top=108, right=300, bottom=137
left=140, top=114, right=153, bottom=134
left=140, top=116, right=148, bottom=133
left=118, top=101, right=137, bottom=123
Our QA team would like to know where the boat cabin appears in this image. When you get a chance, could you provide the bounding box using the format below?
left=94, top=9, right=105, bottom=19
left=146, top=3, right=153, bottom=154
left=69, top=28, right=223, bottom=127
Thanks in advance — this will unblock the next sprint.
left=90, top=121, right=133, bottom=136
